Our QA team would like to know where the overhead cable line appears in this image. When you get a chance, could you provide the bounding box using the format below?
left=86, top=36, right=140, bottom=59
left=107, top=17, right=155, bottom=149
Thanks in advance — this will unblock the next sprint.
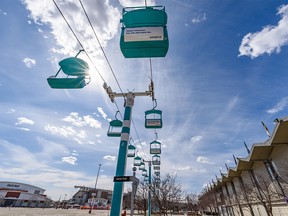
left=53, top=0, right=148, bottom=157
left=52, top=0, right=106, bottom=83
left=79, top=0, right=125, bottom=96
left=79, top=0, right=147, bottom=153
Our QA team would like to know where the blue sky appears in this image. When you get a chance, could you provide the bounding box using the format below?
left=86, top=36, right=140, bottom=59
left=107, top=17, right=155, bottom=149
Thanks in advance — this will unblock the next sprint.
left=1, top=0, right=288, bottom=200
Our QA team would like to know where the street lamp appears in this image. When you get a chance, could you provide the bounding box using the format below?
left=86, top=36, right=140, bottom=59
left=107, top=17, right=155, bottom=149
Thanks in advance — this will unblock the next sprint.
left=89, top=163, right=102, bottom=214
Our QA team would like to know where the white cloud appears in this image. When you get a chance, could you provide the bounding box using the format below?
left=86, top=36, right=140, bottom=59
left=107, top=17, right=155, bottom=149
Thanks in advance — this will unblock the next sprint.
left=239, top=4, right=288, bottom=58
left=267, top=97, right=288, bottom=114
left=174, top=166, right=206, bottom=173
left=62, top=112, right=101, bottom=129
left=83, top=115, right=101, bottom=128
left=97, top=107, right=108, bottom=120
left=0, top=140, right=94, bottom=200
left=45, top=124, right=76, bottom=137
left=23, top=57, right=36, bottom=68
left=103, top=155, right=116, bottom=161
left=22, top=0, right=120, bottom=57
left=15, top=117, right=34, bottom=125
left=196, top=156, right=214, bottom=164
left=192, top=13, right=206, bottom=24
left=190, top=135, right=202, bottom=143
left=119, top=0, right=156, bottom=7
left=62, top=156, right=77, bottom=165
left=0, top=9, right=7, bottom=16
left=8, top=109, right=16, bottom=113
left=62, top=112, right=85, bottom=127
left=18, top=127, right=30, bottom=131
left=72, top=150, right=79, bottom=156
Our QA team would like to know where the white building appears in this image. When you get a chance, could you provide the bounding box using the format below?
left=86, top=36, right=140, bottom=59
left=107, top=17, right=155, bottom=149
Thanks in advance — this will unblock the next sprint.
left=0, top=181, right=52, bottom=207
left=199, top=116, right=288, bottom=216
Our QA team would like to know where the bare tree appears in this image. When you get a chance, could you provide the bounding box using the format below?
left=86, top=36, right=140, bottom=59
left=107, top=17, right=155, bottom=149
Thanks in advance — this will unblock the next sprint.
left=243, top=173, right=278, bottom=216
left=135, top=181, right=149, bottom=216
left=150, top=174, right=184, bottom=216
left=185, top=193, right=200, bottom=215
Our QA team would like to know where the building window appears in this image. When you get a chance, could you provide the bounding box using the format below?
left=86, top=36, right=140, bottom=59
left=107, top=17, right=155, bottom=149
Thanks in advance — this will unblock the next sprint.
left=5, top=192, right=20, bottom=198
left=34, top=190, right=40, bottom=195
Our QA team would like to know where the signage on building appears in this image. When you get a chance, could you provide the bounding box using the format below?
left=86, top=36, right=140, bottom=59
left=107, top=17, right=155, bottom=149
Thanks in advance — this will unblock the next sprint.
left=113, top=176, right=133, bottom=182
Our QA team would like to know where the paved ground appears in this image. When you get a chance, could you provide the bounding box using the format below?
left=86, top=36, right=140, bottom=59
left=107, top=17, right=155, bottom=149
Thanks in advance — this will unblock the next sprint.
left=0, top=208, right=111, bottom=216
left=0, top=208, right=195, bottom=216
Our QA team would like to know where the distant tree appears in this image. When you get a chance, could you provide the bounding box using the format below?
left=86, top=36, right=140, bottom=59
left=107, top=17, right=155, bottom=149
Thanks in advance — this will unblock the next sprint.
left=135, top=181, right=149, bottom=216
left=185, top=193, right=199, bottom=215
left=243, top=173, right=277, bottom=216
left=198, top=188, right=218, bottom=215
left=150, top=174, right=184, bottom=216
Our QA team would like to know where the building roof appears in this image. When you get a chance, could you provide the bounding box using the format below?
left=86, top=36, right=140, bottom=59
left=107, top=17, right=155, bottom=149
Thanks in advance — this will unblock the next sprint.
left=0, top=181, right=45, bottom=191
left=214, top=116, right=288, bottom=187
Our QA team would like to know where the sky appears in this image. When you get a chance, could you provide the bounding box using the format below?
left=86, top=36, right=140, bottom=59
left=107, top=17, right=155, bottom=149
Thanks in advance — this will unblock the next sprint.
left=1, top=0, right=288, bottom=201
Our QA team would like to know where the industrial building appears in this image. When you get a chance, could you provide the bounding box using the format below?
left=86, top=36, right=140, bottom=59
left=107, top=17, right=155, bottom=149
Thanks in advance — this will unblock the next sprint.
left=69, top=186, right=112, bottom=209
left=0, top=181, right=52, bottom=207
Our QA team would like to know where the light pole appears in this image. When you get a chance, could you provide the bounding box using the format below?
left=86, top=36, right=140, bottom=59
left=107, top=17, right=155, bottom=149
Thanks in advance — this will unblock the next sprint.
left=142, top=160, right=152, bottom=216
left=89, top=163, right=102, bottom=214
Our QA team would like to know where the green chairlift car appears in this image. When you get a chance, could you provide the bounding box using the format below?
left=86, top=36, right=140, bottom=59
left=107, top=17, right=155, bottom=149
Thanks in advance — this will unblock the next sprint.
left=127, top=144, right=136, bottom=157
left=120, top=6, right=169, bottom=58
left=150, top=140, right=161, bottom=154
left=107, top=119, right=123, bottom=137
left=145, top=109, right=163, bottom=129
left=47, top=50, right=90, bottom=89
left=133, top=156, right=142, bottom=166
left=152, top=154, right=161, bottom=166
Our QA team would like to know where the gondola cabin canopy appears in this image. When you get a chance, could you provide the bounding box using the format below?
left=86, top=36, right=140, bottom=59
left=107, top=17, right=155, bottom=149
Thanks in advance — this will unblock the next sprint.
left=150, top=140, right=161, bottom=154
left=120, top=6, right=169, bottom=58
left=59, top=57, right=89, bottom=76
left=145, top=109, right=163, bottom=129
left=107, top=119, right=123, bottom=137
left=47, top=56, right=90, bottom=89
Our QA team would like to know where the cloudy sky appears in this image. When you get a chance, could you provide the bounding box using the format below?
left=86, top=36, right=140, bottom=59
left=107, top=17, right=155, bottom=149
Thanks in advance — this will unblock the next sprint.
left=1, top=0, right=288, bottom=200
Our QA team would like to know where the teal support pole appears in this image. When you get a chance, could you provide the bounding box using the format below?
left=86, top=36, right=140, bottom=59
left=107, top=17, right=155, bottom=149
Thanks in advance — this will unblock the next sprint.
left=110, top=93, right=134, bottom=216
left=148, top=161, right=152, bottom=216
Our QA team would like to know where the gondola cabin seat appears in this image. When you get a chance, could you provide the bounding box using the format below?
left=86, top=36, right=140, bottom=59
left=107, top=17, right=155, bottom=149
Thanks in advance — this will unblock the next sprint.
left=47, top=75, right=87, bottom=89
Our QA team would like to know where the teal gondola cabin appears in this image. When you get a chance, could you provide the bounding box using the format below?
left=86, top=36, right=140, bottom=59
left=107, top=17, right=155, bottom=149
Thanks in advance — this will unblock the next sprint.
left=120, top=6, right=169, bottom=58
